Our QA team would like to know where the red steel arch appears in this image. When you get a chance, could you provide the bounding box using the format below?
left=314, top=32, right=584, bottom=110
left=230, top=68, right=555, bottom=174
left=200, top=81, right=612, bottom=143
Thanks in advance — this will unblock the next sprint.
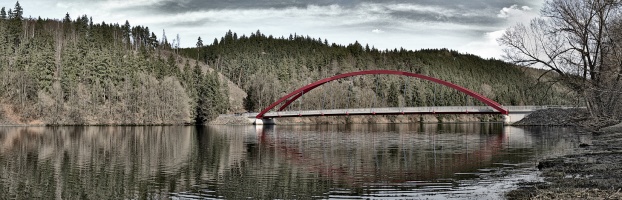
left=256, top=70, right=508, bottom=119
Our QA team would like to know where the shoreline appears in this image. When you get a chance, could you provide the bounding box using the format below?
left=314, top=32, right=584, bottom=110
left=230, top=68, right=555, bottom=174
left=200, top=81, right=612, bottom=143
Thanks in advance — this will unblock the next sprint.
left=506, top=109, right=622, bottom=199
left=506, top=129, right=622, bottom=199
left=4, top=109, right=620, bottom=199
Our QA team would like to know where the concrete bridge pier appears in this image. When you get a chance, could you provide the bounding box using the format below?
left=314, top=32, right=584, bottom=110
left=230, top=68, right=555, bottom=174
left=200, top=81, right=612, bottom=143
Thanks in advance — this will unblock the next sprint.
left=253, top=118, right=276, bottom=125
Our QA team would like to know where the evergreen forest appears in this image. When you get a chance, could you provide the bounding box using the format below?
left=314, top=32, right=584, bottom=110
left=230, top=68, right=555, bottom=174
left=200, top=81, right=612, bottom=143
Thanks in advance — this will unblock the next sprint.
left=183, top=30, right=576, bottom=114
left=0, top=2, right=228, bottom=125
left=0, top=2, right=575, bottom=125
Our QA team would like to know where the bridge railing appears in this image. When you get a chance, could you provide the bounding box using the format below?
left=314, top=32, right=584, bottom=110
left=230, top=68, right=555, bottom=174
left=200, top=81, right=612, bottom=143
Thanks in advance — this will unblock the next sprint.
left=504, top=105, right=584, bottom=111
left=252, top=105, right=584, bottom=118
left=279, top=107, right=489, bottom=114
left=262, top=106, right=499, bottom=117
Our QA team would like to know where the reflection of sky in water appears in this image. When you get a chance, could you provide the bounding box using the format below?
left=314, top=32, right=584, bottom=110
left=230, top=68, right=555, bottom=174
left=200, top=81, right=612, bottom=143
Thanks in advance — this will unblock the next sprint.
left=0, top=124, right=585, bottom=199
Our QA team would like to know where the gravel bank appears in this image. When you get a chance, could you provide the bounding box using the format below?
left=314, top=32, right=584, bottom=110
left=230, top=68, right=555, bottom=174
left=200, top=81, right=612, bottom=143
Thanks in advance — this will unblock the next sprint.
left=512, top=108, right=589, bottom=126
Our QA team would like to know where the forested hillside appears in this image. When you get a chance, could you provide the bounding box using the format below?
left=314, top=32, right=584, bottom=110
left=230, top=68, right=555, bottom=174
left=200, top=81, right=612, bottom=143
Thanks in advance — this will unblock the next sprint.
left=183, top=30, right=576, bottom=113
left=0, top=2, right=576, bottom=125
left=0, top=2, right=229, bottom=125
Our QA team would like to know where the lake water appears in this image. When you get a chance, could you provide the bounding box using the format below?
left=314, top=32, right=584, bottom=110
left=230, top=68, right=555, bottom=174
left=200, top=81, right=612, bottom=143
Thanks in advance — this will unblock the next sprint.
left=0, top=124, right=589, bottom=199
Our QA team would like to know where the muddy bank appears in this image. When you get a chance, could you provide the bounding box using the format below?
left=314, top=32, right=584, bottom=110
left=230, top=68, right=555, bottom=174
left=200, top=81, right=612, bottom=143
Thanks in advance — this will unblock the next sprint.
left=507, top=112, right=622, bottom=199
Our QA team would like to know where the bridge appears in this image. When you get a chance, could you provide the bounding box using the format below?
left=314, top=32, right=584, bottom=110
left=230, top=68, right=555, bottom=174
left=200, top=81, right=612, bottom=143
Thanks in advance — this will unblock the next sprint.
left=249, top=70, right=568, bottom=125
left=247, top=106, right=566, bottom=125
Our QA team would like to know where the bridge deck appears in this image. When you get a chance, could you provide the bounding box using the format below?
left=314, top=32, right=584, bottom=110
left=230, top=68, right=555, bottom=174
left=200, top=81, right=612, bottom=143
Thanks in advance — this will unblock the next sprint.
left=264, top=106, right=496, bottom=118
left=248, top=106, right=578, bottom=119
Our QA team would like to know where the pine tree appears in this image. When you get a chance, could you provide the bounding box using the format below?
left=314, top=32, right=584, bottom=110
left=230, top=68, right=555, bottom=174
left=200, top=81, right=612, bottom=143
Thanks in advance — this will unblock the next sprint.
left=7, top=2, right=22, bottom=49
left=209, top=71, right=227, bottom=115
left=149, top=32, right=158, bottom=48
left=11, top=2, right=22, bottom=20
left=122, top=20, right=130, bottom=45
left=244, top=88, right=256, bottom=112
left=387, top=82, right=399, bottom=107
left=194, top=74, right=209, bottom=124
left=0, top=7, right=7, bottom=75
left=31, top=17, right=55, bottom=92
left=0, top=7, right=6, bottom=20
left=196, top=36, right=203, bottom=60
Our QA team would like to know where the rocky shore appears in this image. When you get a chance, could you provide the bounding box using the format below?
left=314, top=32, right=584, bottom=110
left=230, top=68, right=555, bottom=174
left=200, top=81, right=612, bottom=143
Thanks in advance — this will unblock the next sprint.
left=511, top=108, right=589, bottom=126
left=507, top=109, right=622, bottom=199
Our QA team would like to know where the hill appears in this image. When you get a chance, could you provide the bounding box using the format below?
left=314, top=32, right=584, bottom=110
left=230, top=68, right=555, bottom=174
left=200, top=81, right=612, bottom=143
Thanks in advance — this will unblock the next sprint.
left=0, top=2, right=235, bottom=125
left=181, top=30, right=576, bottom=115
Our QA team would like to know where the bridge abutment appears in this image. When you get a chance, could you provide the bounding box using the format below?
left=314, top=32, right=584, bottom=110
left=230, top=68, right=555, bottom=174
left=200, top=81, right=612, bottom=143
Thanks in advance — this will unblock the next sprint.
left=253, top=118, right=276, bottom=125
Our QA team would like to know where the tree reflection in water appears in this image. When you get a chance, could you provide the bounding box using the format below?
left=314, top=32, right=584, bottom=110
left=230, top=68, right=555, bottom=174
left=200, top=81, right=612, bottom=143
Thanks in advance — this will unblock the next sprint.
left=0, top=124, right=585, bottom=199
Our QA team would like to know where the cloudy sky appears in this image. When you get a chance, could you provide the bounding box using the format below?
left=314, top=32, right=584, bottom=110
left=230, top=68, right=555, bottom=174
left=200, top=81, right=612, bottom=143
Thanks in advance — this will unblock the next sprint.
left=11, top=0, right=543, bottom=59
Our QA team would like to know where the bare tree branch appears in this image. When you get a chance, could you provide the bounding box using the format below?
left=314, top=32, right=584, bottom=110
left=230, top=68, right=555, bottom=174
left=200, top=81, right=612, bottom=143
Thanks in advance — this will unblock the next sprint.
left=499, top=0, right=622, bottom=120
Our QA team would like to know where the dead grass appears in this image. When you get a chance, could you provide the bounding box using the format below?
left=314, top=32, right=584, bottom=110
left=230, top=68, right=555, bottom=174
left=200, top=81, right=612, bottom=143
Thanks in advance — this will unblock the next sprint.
left=1, top=103, right=21, bottom=124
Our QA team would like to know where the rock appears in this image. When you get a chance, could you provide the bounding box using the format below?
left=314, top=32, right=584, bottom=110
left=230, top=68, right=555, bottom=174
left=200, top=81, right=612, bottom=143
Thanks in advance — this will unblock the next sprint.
left=600, top=122, right=622, bottom=133
left=536, top=159, right=560, bottom=170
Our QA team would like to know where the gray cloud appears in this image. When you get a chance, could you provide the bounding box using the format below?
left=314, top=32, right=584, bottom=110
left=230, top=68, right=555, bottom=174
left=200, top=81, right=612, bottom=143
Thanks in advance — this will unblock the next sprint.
left=48, top=0, right=540, bottom=29
left=140, top=0, right=539, bottom=12
left=118, top=0, right=538, bottom=30
left=13, top=0, right=545, bottom=59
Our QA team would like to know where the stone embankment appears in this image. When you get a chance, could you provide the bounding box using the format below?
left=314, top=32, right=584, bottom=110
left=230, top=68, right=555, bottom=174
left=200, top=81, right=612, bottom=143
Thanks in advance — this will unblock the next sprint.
left=511, top=108, right=589, bottom=126
left=507, top=108, right=622, bottom=199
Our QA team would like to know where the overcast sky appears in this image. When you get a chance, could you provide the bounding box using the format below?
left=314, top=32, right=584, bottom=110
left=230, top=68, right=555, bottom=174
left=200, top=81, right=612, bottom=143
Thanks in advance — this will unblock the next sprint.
left=10, top=0, right=543, bottom=59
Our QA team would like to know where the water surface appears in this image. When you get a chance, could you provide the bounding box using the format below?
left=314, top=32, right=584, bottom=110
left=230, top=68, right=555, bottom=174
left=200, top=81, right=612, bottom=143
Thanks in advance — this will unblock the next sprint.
left=0, top=124, right=588, bottom=199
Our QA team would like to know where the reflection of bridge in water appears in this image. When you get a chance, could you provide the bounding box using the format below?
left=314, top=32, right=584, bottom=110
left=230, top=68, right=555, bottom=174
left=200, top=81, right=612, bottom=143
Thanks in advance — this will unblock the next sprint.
left=252, top=124, right=534, bottom=187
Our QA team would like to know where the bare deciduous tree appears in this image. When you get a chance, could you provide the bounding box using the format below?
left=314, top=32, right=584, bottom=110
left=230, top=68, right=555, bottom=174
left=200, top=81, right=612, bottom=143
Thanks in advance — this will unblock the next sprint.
left=499, top=0, right=622, bottom=119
